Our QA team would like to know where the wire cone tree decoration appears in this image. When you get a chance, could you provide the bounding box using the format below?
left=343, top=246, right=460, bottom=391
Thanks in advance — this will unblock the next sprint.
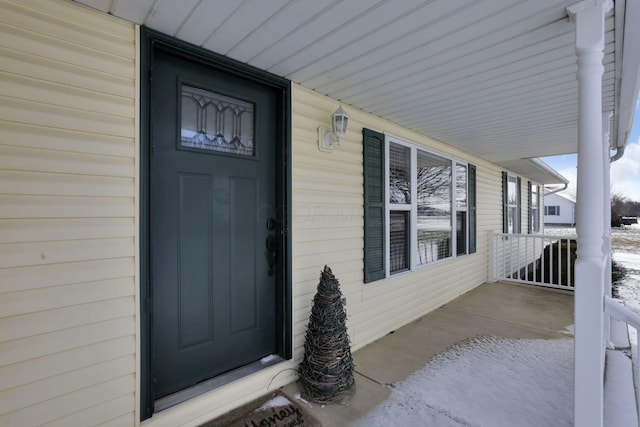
left=298, top=265, right=355, bottom=403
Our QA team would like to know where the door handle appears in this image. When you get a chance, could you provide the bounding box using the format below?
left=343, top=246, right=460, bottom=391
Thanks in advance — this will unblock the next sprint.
left=266, top=235, right=277, bottom=277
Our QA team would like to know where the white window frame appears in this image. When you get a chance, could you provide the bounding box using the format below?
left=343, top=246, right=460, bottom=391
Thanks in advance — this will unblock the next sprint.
left=505, top=173, right=520, bottom=234
left=385, top=135, right=470, bottom=276
left=529, top=182, right=541, bottom=233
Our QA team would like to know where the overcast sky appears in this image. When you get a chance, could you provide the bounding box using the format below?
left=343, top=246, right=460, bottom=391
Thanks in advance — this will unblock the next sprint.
left=541, top=97, right=640, bottom=202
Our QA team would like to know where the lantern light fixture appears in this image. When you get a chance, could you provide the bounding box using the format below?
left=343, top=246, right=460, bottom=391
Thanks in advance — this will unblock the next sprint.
left=318, top=104, right=350, bottom=152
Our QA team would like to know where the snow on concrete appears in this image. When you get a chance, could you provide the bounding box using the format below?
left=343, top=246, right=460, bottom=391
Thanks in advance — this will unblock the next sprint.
left=258, top=395, right=293, bottom=411
left=349, top=225, right=640, bottom=426
left=351, top=336, right=573, bottom=427
left=605, top=349, right=639, bottom=426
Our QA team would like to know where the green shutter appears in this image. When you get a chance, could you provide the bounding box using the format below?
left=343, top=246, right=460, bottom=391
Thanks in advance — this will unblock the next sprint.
left=468, top=164, right=476, bottom=254
left=502, top=171, right=508, bottom=233
left=527, top=181, right=532, bottom=234
left=516, top=176, right=522, bottom=233
left=363, top=128, right=385, bottom=283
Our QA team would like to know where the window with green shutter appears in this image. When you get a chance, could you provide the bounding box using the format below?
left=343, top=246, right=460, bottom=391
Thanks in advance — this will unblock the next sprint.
left=363, top=129, right=478, bottom=283
left=503, top=172, right=521, bottom=234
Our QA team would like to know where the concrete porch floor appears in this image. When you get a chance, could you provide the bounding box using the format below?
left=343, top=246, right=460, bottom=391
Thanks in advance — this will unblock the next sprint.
left=282, top=281, right=574, bottom=426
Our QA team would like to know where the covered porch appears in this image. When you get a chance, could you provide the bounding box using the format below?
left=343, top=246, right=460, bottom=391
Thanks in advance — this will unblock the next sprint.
left=1, top=0, right=639, bottom=425
left=280, top=281, right=634, bottom=426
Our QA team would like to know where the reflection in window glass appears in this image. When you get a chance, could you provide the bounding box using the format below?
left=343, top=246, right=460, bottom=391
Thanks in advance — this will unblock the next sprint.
left=456, top=164, right=467, bottom=208
left=389, top=211, right=409, bottom=273
left=530, top=183, right=540, bottom=232
left=506, top=174, right=519, bottom=233
left=508, top=176, right=518, bottom=205
left=389, top=143, right=411, bottom=204
left=417, top=151, right=451, bottom=265
left=456, top=211, right=467, bottom=255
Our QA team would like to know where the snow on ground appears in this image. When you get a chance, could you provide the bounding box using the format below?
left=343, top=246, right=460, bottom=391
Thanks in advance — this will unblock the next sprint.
left=351, top=336, right=573, bottom=427
left=614, top=251, right=640, bottom=314
left=612, top=224, right=640, bottom=312
left=352, top=224, right=640, bottom=427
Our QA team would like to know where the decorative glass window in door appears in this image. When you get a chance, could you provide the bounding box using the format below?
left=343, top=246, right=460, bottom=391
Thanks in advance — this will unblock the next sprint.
left=181, top=85, right=255, bottom=156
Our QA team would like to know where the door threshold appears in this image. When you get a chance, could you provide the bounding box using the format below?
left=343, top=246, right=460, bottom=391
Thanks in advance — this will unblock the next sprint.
left=154, top=354, right=285, bottom=412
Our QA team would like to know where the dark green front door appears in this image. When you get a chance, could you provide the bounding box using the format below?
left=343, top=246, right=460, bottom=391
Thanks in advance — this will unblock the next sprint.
left=150, top=49, right=279, bottom=400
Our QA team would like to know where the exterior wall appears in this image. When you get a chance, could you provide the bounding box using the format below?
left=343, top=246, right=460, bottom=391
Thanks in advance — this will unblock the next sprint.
left=146, top=73, right=511, bottom=427
left=544, top=193, right=576, bottom=226
left=0, top=0, right=138, bottom=425
left=0, top=2, right=549, bottom=425
left=291, top=85, right=505, bottom=351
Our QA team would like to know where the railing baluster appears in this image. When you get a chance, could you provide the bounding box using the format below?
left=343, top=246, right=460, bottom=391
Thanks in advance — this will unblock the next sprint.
left=568, top=238, right=571, bottom=288
left=556, top=238, right=561, bottom=287
left=631, top=328, right=640, bottom=408
left=544, top=238, right=548, bottom=286
left=525, top=234, right=529, bottom=281
left=549, top=240, right=555, bottom=285
left=490, top=232, right=576, bottom=291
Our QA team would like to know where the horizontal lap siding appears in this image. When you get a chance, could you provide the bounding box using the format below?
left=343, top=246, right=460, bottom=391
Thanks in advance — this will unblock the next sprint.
left=0, top=0, right=137, bottom=425
left=291, top=85, right=504, bottom=356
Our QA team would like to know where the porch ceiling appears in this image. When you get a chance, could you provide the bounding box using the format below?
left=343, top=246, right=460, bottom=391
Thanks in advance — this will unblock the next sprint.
left=73, top=0, right=638, bottom=171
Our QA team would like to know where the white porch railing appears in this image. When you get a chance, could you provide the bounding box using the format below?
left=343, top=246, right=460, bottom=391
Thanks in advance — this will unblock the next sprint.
left=604, top=295, right=640, bottom=412
left=489, top=232, right=577, bottom=291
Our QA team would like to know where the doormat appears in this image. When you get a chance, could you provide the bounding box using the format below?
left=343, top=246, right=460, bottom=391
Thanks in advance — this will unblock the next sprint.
left=200, top=390, right=322, bottom=427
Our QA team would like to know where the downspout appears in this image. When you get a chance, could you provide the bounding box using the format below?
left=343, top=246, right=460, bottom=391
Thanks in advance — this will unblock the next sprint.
left=610, top=144, right=625, bottom=162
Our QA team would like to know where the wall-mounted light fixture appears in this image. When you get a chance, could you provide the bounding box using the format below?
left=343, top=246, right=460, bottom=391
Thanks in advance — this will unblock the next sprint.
left=318, top=105, right=350, bottom=152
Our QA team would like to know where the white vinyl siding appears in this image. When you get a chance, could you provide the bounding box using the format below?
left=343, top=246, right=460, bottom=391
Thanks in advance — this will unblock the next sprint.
left=0, top=1, right=137, bottom=425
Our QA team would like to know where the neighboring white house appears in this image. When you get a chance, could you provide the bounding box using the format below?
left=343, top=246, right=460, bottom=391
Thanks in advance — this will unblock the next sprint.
left=544, top=192, right=576, bottom=226
left=0, top=1, right=638, bottom=427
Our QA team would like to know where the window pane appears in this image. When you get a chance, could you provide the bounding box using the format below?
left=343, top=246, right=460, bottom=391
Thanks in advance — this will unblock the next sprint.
left=508, top=176, right=517, bottom=205
left=508, top=207, right=517, bottom=233
left=181, top=85, right=255, bottom=156
left=417, top=151, right=451, bottom=265
left=456, top=211, right=467, bottom=255
left=418, top=230, right=450, bottom=264
left=530, top=184, right=540, bottom=233
left=456, top=164, right=467, bottom=208
left=390, top=211, right=409, bottom=273
left=389, top=143, right=411, bottom=204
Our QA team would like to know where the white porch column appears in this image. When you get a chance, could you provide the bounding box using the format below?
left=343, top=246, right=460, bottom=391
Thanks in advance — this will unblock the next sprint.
left=567, top=1, right=612, bottom=426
